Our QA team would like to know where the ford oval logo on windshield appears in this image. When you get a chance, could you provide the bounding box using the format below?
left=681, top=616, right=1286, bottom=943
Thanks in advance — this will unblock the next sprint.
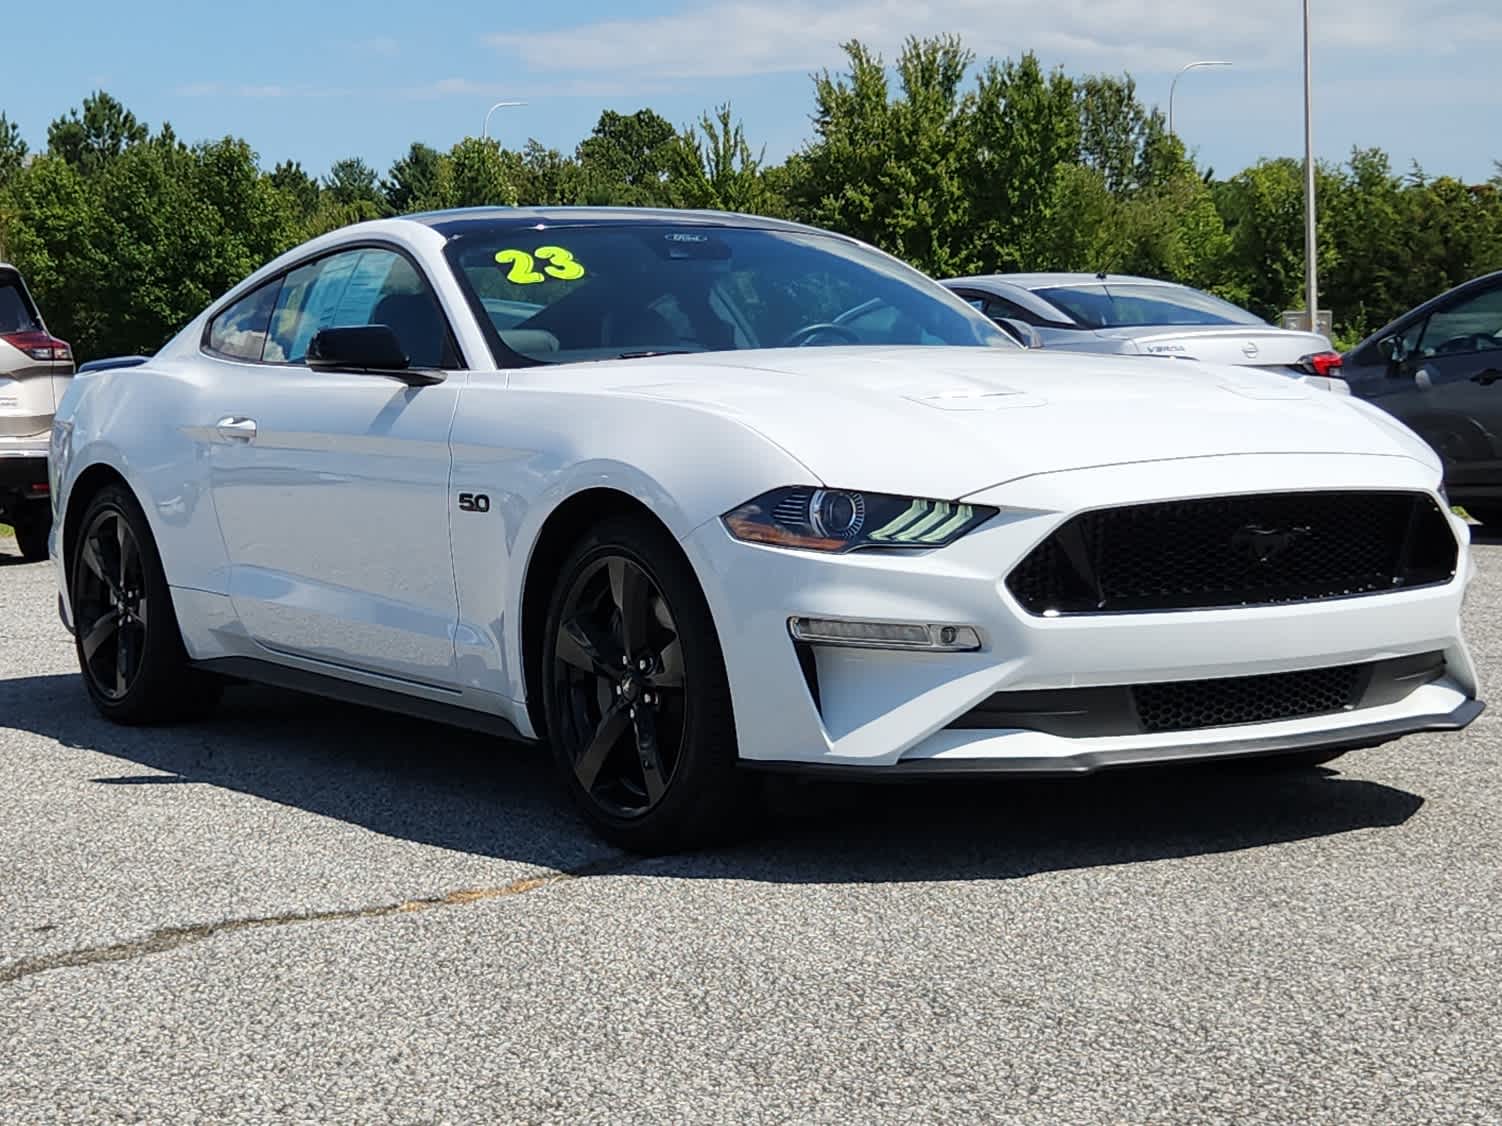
left=1242, top=340, right=1260, bottom=359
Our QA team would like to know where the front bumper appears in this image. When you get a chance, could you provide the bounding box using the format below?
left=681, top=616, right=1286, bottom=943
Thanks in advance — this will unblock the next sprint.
left=746, top=698, right=1483, bottom=777
left=684, top=453, right=1480, bottom=771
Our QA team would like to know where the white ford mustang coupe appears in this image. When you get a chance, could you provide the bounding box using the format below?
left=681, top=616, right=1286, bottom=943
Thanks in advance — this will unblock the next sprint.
left=49, top=208, right=1481, bottom=851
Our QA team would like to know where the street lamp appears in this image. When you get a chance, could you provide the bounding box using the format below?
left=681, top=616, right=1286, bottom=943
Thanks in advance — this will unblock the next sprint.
left=481, top=100, right=526, bottom=141
left=1301, top=0, right=1319, bottom=333
left=1168, top=60, right=1232, bottom=137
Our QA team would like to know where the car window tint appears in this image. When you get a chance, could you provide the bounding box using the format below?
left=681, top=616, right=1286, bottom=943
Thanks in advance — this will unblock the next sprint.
left=0, top=282, right=40, bottom=334
left=206, top=279, right=282, bottom=360
left=1035, top=284, right=1262, bottom=329
left=264, top=248, right=451, bottom=368
left=1419, top=285, right=1502, bottom=358
left=984, top=297, right=1033, bottom=325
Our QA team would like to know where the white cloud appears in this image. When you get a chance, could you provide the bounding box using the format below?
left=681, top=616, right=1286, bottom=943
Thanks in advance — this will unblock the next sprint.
left=484, top=0, right=1502, bottom=80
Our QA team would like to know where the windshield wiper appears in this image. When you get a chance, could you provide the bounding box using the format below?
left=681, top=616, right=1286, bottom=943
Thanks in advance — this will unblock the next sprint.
left=615, top=349, right=694, bottom=359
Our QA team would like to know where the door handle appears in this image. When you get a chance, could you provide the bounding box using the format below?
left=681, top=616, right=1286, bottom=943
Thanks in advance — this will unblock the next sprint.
left=215, top=416, right=258, bottom=442
left=1471, top=369, right=1502, bottom=386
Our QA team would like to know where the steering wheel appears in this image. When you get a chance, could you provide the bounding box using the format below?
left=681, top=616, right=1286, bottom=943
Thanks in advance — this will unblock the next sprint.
left=781, top=322, right=862, bottom=347
left=1434, top=333, right=1501, bottom=356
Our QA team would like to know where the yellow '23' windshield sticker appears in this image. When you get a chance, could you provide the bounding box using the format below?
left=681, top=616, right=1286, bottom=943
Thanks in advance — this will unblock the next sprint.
left=495, top=246, right=586, bottom=284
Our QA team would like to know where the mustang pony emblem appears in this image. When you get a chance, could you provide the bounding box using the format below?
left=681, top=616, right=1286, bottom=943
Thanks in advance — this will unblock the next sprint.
left=1232, top=524, right=1312, bottom=564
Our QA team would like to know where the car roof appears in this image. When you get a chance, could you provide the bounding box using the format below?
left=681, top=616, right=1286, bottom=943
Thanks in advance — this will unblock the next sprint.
left=403, top=206, right=831, bottom=239
left=946, top=273, right=1185, bottom=290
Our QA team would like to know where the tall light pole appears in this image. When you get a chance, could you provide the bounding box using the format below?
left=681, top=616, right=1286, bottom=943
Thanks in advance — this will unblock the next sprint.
left=1301, top=0, right=1319, bottom=332
left=481, top=100, right=526, bottom=142
left=1168, top=60, right=1232, bottom=137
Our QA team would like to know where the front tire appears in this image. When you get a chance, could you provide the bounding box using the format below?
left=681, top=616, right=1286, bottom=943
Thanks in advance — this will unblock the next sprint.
left=70, top=484, right=221, bottom=724
left=541, top=515, right=747, bottom=853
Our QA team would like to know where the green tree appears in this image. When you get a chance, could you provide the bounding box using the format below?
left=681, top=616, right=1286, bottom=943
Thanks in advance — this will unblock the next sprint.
left=46, top=92, right=148, bottom=173
left=790, top=36, right=977, bottom=275
left=323, top=157, right=384, bottom=211
left=966, top=52, right=1080, bottom=271
left=514, top=140, right=585, bottom=206
left=577, top=109, right=679, bottom=205
left=668, top=104, right=780, bottom=215
left=1076, top=75, right=1165, bottom=194
left=0, top=154, right=107, bottom=348
left=0, top=113, right=27, bottom=186
left=383, top=142, right=442, bottom=213
left=268, top=159, right=321, bottom=227
left=443, top=137, right=517, bottom=208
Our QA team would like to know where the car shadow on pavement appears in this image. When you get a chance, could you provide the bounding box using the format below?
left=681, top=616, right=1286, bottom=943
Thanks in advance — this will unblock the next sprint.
left=1, top=673, right=1427, bottom=886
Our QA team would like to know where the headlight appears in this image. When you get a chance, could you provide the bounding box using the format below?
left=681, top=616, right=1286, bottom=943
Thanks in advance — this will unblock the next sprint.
left=723, top=486, right=996, bottom=553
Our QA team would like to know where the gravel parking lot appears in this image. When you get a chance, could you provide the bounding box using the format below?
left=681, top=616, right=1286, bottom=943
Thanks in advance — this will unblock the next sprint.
left=2, top=531, right=1500, bottom=1124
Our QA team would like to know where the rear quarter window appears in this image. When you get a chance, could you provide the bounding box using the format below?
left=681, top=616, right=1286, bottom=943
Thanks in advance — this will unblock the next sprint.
left=207, top=280, right=283, bottom=361
left=0, top=282, right=40, bottom=334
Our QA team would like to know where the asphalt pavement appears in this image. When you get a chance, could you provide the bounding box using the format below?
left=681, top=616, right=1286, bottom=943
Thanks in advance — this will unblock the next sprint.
left=2, top=531, right=1500, bottom=1123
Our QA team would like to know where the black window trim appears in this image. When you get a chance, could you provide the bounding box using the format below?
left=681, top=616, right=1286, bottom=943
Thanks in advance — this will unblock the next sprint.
left=199, top=237, right=467, bottom=371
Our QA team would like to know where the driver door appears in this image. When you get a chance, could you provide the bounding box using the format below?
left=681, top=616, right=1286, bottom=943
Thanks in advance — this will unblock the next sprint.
left=1379, top=280, right=1502, bottom=488
left=203, top=245, right=465, bottom=686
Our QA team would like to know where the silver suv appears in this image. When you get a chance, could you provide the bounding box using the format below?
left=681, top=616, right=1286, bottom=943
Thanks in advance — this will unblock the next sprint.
left=0, top=263, right=73, bottom=561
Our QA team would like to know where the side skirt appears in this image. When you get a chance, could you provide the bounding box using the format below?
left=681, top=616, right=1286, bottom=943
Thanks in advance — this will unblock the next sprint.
left=191, top=655, right=533, bottom=744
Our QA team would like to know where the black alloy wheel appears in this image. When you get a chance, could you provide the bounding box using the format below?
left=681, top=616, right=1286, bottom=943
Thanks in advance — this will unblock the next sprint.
left=542, top=516, right=745, bottom=852
left=73, top=504, right=150, bottom=701
left=552, top=555, right=687, bottom=817
left=70, top=484, right=221, bottom=724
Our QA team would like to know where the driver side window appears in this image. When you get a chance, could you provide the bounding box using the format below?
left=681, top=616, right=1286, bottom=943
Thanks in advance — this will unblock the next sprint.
left=262, top=247, right=457, bottom=369
left=1418, top=284, right=1502, bottom=359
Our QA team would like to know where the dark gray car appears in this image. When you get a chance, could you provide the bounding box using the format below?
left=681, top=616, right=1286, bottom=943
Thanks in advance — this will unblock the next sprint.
left=1342, top=270, right=1502, bottom=524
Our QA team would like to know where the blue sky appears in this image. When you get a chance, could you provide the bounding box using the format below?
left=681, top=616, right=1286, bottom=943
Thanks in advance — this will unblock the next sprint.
left=5, top=0, right=1500, bottom=184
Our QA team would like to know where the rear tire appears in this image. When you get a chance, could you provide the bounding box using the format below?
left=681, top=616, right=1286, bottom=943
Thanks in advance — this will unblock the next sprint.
left=70, top=484, right=221, bottom=724
left=541, top=515, right=751, bottom=854
left=11, top=500, right=50, bottom=563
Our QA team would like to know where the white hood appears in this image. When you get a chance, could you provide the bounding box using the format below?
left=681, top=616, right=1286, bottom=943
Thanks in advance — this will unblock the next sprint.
left=527, top=346, right=1437, bottom=500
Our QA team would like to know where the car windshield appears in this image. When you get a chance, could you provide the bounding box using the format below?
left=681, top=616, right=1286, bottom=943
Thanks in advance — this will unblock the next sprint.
left=444, top=223, right=1014, bottom=365
left=1034, top=283, right=1264, bottom=329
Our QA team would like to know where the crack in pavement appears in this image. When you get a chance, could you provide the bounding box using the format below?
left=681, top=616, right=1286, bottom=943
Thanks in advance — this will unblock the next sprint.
left=0, top=856, right=627, bottom=987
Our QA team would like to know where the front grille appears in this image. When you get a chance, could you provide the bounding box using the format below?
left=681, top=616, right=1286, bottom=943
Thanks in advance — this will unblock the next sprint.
left=1133, top=664, right=1363, bottom=733
left=947, top=652, right=1445, bottom=738
left=1006, top=490, right=1457, bottom=615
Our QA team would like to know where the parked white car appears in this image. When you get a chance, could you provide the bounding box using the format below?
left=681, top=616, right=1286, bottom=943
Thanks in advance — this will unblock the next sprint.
left=1, top=262, right=73, bottom=560
left=50, top=209, right=1479, bottom=851
left=943, top=273, right=1349, bottom=392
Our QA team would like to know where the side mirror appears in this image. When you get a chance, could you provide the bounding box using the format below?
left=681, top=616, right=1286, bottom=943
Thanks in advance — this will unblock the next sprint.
left=1377, top=334, right=1407, bottom=367
left=996, top=317, right=1044, bottom=349
left=306, top=325, right=442, bottom=385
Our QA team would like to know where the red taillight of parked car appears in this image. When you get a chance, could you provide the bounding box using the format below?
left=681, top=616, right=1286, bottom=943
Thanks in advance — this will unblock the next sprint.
left=1298, top=351, right=1344, bottom=377
left=1, top=330, right=73, bottom=362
